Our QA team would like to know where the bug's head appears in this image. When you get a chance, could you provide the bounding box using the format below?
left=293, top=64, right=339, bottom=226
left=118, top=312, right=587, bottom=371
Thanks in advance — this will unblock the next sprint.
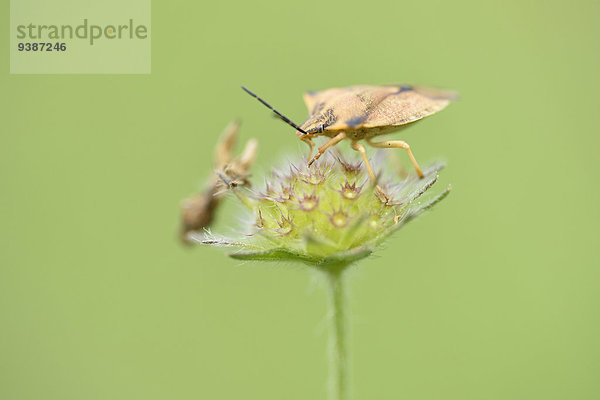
left=241, top=86, right=309, bottom=136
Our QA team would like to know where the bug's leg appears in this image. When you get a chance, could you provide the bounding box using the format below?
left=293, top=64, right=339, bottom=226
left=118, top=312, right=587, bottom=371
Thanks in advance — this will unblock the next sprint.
left=300, top=135, right=315, bottom=160
left=350, top=141, right=390, bottom=202
left=308, top=132, right=346, bottom=167
left=367, top=139, right=424, bottom=179
left=350, top=141, right=376, bottom=181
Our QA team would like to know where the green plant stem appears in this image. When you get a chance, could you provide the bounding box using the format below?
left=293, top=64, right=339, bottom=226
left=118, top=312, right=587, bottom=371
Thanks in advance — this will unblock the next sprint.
left=326, top=266, right=350, bottom=400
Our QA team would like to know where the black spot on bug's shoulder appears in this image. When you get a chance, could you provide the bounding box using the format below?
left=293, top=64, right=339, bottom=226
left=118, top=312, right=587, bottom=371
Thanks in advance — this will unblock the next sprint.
left=396, top=84, right=413, bottom=93
left=346, top=115, right=366, bottom=128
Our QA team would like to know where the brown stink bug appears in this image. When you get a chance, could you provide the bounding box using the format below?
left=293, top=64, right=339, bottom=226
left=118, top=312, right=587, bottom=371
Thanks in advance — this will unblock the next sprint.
left=242, top=84, right=457, bottom=181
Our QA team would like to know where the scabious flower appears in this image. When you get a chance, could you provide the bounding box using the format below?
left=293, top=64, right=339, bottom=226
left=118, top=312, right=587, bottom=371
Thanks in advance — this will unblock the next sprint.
left=181, top=128, right=451, bottom=400
left=186, top=150, right=450, bottom=269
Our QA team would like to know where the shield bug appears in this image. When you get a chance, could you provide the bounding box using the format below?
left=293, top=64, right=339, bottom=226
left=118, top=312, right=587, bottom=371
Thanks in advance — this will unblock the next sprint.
left=242, top=84, right=457, bottom=181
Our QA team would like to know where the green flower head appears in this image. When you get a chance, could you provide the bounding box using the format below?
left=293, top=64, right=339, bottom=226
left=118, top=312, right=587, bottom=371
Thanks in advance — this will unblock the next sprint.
left=187, top=150, right=450, bottom=270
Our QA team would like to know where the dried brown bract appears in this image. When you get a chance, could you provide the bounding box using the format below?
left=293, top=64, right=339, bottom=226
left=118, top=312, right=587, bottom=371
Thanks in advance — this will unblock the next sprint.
left=180, top=120, right=258, bottom=243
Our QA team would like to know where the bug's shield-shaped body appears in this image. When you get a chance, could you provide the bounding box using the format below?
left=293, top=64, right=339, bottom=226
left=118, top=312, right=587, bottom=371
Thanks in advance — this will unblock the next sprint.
left=299, top=84, right=458, bottom=139
left=240, top=83, right=456, bottom=189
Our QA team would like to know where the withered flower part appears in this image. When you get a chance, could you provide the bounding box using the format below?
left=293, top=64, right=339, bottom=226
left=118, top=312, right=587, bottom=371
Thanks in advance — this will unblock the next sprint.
left=180, top=120, right=258, bottom=243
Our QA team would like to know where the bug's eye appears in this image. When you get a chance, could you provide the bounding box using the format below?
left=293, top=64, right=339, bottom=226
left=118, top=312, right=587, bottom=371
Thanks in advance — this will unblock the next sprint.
left=317, top=125, right=324, bottom=133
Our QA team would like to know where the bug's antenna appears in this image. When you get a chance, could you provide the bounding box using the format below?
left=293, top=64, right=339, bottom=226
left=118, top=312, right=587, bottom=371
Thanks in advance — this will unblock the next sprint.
left=241, top=86, right=308, bottom=134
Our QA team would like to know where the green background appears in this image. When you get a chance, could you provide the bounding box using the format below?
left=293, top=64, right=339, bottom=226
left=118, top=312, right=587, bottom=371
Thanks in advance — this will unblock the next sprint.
left=2, top=0, right=599, bottom=399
